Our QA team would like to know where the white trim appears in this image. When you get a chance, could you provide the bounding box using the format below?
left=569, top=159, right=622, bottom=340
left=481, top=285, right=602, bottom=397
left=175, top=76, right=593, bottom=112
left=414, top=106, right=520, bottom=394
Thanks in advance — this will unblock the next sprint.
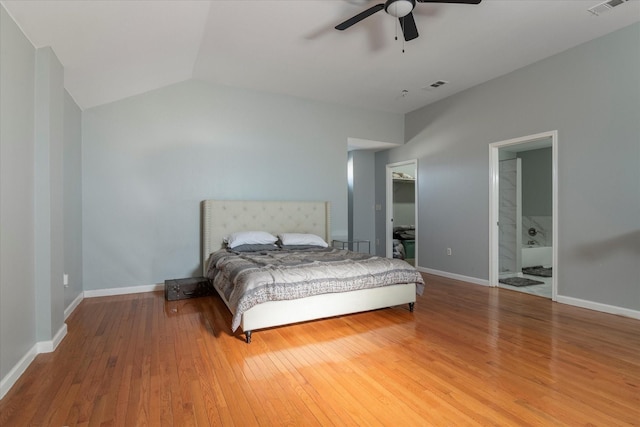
left=64, top=292, right=84, bottom=320
left=36, top=323, right=67, bottom=353
left=556, top=295, right=640, bottom=320
left=0, top=323, right=67, bottom=400
left=385, top=159, right=418, bottom=260
left=417, top=267, right=490, bottom=287
left=420, top=268, right=639, bottom=320
left=0, top=344, right=38, bottom=400
left=83, top=283, right=163, bottom=298
left=516, top=158, right=523, bottom=272
left=2, top=285, right=161, bottom=400
left=489, top=144, right=500, bottom=285
left=488, top=130, right=558, bottom=301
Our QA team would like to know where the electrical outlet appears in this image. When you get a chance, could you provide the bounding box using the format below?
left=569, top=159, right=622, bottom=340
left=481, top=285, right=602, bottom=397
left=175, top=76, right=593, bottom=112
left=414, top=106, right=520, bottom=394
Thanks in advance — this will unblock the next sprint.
left=63, top=273, right=69, bottom=287
left=376, top=238, right=380, bottom=246
left=447, top=248, right=452, bottom=256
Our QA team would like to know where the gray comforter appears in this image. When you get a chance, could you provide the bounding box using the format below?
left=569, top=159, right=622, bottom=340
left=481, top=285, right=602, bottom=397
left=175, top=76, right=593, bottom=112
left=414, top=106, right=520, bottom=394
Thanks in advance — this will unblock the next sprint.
left=206, top=247, right=424, bottom=331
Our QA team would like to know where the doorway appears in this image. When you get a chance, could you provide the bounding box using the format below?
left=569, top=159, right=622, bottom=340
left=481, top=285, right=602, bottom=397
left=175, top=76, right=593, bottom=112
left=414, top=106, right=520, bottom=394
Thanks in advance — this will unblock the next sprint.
left=489, top=131, right=558, bottom=300
left=386, top=160, right=418, bottom=266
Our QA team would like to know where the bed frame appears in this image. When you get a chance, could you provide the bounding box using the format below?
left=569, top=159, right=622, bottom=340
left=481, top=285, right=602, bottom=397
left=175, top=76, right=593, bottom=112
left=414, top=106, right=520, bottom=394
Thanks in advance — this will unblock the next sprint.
left=202, top=199, right=416, bottom=343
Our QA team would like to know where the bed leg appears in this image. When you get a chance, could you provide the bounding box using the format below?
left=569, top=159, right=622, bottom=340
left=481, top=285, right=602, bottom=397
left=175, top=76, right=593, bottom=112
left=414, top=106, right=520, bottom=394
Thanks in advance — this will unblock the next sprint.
left=409, top=302, right=415, bottom=312
left=245, top=331, right=252, bottom=344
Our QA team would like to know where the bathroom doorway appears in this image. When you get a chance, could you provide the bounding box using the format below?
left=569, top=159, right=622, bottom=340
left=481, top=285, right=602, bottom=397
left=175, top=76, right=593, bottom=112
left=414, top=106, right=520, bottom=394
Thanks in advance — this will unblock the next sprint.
left=489, top=131, right=557, bottom=300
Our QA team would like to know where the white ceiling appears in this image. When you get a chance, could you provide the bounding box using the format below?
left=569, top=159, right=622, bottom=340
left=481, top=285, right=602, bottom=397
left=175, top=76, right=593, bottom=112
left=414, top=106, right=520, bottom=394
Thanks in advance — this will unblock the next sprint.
left=2, top=0, right=639, bottom=114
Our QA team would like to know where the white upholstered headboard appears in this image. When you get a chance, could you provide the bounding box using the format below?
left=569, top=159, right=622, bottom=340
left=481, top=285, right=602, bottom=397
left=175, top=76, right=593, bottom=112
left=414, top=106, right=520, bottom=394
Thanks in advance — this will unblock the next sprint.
left=202, top=200, right=331, bottom=275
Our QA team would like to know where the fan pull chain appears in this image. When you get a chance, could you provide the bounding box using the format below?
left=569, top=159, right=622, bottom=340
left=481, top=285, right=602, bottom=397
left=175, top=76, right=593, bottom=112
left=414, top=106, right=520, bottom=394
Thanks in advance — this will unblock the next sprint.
left=401, top=17, right=405, bottom=53
left=395, top=18, right=398, bottom=41
left=394, top=16, right=405, bottom=53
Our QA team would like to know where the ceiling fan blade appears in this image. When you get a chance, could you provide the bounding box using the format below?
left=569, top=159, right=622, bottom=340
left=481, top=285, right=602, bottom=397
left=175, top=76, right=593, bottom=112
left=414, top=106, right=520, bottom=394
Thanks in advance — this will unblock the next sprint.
left=417, top=0, right=481, bottom=4
left=399, top=13, right=419, bottom=41
left=335, top=3, right=385, bottom=30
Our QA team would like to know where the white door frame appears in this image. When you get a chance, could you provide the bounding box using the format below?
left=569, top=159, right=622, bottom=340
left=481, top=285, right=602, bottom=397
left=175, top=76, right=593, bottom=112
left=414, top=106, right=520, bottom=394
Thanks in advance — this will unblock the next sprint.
left=386, top=159, right=418, bottom=261
left=489, top=131, right=558, bottom=301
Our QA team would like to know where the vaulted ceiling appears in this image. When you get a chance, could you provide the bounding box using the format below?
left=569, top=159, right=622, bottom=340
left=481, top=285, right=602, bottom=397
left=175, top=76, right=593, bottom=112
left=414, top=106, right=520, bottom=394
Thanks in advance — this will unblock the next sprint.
left=3, top=0, right=639, bottom=113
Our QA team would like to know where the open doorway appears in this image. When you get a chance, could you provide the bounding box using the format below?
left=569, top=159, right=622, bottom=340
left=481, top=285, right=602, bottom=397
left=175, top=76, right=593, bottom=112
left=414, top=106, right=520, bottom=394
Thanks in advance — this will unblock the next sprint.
left=489, top=131, right=558, bottom=300
left=386, top=160, right=418, bottom=266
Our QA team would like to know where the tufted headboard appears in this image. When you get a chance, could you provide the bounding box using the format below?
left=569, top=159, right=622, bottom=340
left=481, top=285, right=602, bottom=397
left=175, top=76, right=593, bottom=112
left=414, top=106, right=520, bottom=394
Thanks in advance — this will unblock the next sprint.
left=201, top=200, right=331, bottom=275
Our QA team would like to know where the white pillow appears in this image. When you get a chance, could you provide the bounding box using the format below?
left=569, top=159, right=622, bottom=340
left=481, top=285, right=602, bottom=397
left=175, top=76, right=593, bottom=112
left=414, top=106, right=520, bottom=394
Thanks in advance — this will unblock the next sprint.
left=279, top=233, right=328, bottom=248
left=225, top=231, right=278, bottom=249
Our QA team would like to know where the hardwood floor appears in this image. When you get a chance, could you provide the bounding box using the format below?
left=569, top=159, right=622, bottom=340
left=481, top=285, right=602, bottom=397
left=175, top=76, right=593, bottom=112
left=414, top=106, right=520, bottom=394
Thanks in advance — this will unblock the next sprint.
left=1, top=273, right=638, bottom=426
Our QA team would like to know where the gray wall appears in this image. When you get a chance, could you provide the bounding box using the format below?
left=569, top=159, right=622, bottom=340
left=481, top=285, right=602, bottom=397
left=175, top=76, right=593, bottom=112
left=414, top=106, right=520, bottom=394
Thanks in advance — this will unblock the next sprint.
left=0, top=6, right=83, bottom=394
left=34, top=47, right=65, bottom=342
left=349, top=150, right=376, bottom=251
left=0, top=5, right=36, bottom=386
left=376, top=23, right=640, bottom=311
left=64, top=91, right=83, bottom=309
left=519, top=147, right=552, bottom=217
left=82, top=79, right=403, bottom=290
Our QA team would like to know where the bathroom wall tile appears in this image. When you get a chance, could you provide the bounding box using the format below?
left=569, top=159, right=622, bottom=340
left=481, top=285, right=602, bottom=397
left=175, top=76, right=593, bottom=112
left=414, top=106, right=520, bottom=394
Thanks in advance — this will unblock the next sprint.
left=499, top=159, right=518, bottom=273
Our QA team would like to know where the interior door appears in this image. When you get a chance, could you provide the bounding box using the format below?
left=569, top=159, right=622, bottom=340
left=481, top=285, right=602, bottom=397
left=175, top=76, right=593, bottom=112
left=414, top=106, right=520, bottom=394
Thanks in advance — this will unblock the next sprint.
left=386, top=160, right=417, bottom=265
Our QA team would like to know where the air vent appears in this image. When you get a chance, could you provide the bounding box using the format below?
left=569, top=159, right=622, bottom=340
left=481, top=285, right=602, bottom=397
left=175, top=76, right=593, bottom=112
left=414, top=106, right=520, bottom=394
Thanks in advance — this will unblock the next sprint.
left=588, top=0, right=628, bottom=16
left=423, top=80, right=448, bottom=90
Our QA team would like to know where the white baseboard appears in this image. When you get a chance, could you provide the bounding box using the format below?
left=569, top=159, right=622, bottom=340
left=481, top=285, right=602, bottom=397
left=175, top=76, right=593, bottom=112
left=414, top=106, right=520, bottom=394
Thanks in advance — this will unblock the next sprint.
left=2, top=284, right=164, bottom=400
left=0, top=343, right=38, bottom=400
left=83, top=283, right=164, bottom=298
left=556, top=295, right=640, bottom=320
left=417, top=267, right=490, bottom=287
left=0, top=322, right=67, bottom=400
left=419, top=267, right=640, bottom=320
left=36, top=323, right=67, bottom=353
left=64, top=292, right=84, bottom=320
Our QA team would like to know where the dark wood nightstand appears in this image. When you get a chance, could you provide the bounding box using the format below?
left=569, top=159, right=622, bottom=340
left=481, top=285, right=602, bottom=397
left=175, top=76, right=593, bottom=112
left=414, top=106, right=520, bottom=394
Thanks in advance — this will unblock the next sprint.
left=164, top=277, right=213, bottom=301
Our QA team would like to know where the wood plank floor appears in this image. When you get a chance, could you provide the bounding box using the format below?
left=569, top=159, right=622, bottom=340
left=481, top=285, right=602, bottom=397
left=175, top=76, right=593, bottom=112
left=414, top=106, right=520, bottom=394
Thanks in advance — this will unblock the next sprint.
left=1, top=273, right=639, bottom=426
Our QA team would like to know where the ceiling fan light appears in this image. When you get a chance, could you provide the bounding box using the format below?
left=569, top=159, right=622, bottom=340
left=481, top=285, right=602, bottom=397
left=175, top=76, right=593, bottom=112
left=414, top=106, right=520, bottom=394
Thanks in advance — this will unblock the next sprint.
left=386, top=0, right=415, bottom=18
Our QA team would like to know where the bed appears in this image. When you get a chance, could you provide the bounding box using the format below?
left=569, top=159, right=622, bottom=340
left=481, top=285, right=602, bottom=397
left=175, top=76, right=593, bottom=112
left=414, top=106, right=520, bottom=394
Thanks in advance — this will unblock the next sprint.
left=202, top=200, right=424, bottom=343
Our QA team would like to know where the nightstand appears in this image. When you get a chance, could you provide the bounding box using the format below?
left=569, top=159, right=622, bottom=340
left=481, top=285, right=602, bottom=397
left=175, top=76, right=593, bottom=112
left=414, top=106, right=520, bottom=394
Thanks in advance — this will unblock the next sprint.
left=164, top=277, right=214, bottom=301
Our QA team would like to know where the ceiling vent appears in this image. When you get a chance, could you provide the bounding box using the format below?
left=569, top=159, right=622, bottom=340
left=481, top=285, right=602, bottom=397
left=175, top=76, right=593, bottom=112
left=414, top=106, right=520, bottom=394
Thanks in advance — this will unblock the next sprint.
left=423, top=80, right=448, bottom=90
left=588, top=0, right=628, bottom=16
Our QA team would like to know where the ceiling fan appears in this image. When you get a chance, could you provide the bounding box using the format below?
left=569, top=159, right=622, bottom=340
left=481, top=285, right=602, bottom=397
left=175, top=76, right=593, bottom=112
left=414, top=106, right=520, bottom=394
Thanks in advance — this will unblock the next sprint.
left=335, top=0, right=482, bottom=42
